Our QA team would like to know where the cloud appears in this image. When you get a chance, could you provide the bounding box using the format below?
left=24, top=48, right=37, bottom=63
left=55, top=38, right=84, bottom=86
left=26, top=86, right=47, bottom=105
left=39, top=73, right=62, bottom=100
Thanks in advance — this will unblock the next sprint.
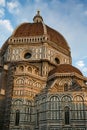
left=0, top=19, right=13, bottom=47
left=0, top=0, right=5, bottom=7
left=0, top=8, right=5, bottom=18
left=0, top=19, right=13, bottom=32
left=0, top=0, right=5, bottom=18
left=35, top=0, right=41, bottom=2
left=84, top=10, right=87, bottom=15
left=82, top=67, right=87, bottom=72
left=5, top=1, right=87, bottom=59
left=75, top=60, right=87, bottom=76
left=76, top=60, right=85, bottom=68
left=7, top=0, right=20, bottom=14
left=47, top=1, right=87, bottom=60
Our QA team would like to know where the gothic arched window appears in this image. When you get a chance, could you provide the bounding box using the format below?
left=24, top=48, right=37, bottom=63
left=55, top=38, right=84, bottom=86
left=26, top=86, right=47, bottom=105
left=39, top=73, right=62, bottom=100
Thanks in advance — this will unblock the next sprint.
left=14, top=100, right=23, bottom=105
left=15, top=110, right=20, bottom=126
left=74, top=96, right=84, bottom=120
left=36, top=110, right=39, bottom=126
left=41, top=97, right=46, bottom=121
left=62, top=95, right=71, bottom=102
left=49, top=96, right=60, bottom=119
left=27, top=101, right=31, bottom=122
left=64, top=106, right=70, bottom=125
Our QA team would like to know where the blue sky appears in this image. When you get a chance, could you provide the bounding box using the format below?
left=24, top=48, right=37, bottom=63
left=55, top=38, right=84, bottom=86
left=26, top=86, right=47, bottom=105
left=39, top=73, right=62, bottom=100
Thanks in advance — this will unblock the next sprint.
left=0, top=0, right=87, bottom=76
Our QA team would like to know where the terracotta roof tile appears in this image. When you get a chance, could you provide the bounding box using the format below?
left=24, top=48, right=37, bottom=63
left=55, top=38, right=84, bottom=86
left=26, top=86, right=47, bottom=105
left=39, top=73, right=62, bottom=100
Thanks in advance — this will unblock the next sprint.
left=48, top=64, right=83, bottom=76
left=46, top=25, right=69, bottom=51
left=13, top=23, right=44, bottom=37
left=12, top=22, right=70, bottom=51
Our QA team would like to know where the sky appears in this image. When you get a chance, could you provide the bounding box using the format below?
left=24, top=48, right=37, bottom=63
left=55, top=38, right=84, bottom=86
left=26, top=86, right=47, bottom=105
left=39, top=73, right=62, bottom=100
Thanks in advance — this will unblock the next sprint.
left=0, top=0, right=87, bottom=76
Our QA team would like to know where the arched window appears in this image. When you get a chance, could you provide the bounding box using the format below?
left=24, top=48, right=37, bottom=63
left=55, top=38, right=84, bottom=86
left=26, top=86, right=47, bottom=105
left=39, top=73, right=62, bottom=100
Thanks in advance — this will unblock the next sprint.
left=16, top=78, right=24, bottom=85
left=36, top=110, right=39, bottom=126
left=64, top=106, right=70, bottom=125
left=15, top=110, right=20, bottom=126
left=27, top=67, right=32, bottom=73
left=55, top=57, right=60, bottom=64
left=26, top=107, right=31, bottom=122
left=19, top=66, right=24, bottom=71
left=35, top=69, right=39, bottom=75
left=27, top=101, right=31, bottom=122
left=62, top=95, right=71, bottom=102
left=74, top=96, right=84, bottom=120
left=14, top=100, right=23, bottom=105
left=40, top=97, right=46, bottom=121
left=50, top=96, right=60, bottom=119
left=64, top=83, right=68, bottom=91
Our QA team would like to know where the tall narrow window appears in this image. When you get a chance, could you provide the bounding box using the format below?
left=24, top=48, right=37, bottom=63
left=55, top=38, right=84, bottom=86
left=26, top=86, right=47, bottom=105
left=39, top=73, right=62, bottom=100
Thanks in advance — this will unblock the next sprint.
left=55, top=57, right=60, bottom=64
left=50, top=96, right=60, bottom=120
left=65, top=106, right=70, bottom=125
left=64, top=83, right=68, bottom=91
left=36, top=110, right=39, bottom=126
left=74, top=96, right=84, bottom=120
left=27, top=101, right=31, bottom=122
left=27, top=107, right=31, bottom=122
left=15, top=110, right=20, bottom=126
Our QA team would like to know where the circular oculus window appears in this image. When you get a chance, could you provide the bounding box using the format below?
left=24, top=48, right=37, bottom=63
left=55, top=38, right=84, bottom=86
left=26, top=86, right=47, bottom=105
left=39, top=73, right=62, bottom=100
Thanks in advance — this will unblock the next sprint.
left=24, top=52, right=31, bottom=59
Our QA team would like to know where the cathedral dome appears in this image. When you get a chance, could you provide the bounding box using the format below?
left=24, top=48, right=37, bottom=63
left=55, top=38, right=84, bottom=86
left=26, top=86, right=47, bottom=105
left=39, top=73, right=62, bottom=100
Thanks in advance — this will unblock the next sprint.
left=48, top=64, right=83, bottom=76
left=11, top=11, right=70, bottom=51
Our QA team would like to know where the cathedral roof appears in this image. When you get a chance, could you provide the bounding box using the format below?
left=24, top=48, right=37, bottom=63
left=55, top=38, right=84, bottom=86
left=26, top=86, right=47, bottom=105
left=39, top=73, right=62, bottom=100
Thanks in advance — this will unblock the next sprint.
left=48, top=64, right=83, bottom=76
left=11, top=11, right=70, bottom=51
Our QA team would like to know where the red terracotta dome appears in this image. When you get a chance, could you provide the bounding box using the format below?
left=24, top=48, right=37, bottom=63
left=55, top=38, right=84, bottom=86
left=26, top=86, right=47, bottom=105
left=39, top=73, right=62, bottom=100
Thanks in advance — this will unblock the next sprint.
left=12, top=11, right=70, bottom=51
left=13, top=22, right=44, bottom=37
left=48, top=64, right=83, bottom=76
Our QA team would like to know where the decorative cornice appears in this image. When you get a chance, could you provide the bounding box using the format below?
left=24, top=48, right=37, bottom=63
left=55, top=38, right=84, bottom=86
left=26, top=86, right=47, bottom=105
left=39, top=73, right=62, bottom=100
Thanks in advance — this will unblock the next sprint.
left=48, top=72, right=87, bottom=81
left=8, top=35, right=49, bottom=44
